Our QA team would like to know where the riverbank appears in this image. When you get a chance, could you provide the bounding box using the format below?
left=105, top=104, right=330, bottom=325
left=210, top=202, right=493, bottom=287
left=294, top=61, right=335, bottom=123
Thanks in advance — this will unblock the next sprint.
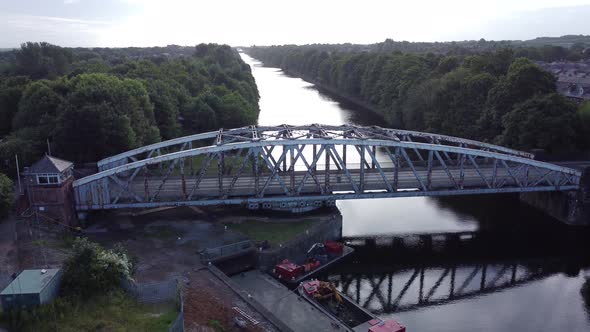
left=246, top=52, right=390, bottom=126
left=281, top=67, right=392, bottom=125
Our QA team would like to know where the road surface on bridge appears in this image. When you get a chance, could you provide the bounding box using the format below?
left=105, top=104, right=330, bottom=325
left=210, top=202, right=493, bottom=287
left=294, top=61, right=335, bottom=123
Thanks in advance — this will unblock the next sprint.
left=112, top=164, right=566, bottom=203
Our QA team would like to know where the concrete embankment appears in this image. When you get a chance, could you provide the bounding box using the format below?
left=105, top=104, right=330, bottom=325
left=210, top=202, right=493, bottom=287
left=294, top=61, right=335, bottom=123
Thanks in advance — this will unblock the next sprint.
left=520, top=167, right=590, bottom=225
left=231, top=269, right=348, bottom=332
left=205, top=265, right=291, bottom=331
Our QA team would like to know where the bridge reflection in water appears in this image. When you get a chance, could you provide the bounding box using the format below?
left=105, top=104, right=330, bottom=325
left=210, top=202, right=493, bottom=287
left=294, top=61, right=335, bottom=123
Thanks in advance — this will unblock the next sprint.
left=329, top=260, right=555, bottom=314
left=317, top=230, right=590, bottom=315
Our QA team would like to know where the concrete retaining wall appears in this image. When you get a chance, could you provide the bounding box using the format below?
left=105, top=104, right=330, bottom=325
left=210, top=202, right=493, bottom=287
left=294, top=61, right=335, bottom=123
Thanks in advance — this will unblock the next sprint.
left=207, top=265, right=292, bottom=332
left=519, top=167, right=590, bottom=226
left=256, top=213, right=343, bottom=272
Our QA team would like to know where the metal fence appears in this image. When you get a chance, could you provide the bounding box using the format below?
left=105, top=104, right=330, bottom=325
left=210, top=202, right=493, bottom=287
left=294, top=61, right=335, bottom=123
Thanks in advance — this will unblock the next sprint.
left=168, top=291, right=184, bottom=332
left=122, top=278, right=184, bottom=332
left=200, top=240, right=254, bottom=262
left=122, top=278, right=179, bottom=303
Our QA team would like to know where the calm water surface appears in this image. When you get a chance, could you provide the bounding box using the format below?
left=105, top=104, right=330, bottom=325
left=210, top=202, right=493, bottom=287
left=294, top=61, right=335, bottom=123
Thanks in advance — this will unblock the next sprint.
left=242, top=53, right=590, bottom=331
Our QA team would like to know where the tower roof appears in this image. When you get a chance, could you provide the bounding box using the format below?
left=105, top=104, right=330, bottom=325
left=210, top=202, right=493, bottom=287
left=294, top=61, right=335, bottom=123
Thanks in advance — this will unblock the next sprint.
left=28, top=156, right=73, bottom=174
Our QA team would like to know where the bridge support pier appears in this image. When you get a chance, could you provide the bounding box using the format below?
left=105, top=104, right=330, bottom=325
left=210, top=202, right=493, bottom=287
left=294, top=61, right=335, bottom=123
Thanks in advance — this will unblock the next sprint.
left=519, top=167, right=590, bottom=226
left=248, top=200, right=333, bottom=213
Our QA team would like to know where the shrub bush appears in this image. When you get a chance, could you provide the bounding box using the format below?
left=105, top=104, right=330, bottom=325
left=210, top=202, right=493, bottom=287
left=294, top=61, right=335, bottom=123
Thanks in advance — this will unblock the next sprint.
left=0, top=173, right=13, bottom=219
left=61, top=238, right=133, bottom=298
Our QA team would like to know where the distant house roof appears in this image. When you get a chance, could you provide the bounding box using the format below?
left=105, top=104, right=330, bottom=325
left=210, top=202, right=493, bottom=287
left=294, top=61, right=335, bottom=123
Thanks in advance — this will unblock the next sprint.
left=1, top=269, right=61, bottom=295
left=29, top=156, right=73, bottom=174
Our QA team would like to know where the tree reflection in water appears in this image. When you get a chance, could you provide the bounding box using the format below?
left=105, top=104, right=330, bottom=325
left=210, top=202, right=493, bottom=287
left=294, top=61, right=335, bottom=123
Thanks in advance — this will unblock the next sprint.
left=583, top=278, right=590, bottom=318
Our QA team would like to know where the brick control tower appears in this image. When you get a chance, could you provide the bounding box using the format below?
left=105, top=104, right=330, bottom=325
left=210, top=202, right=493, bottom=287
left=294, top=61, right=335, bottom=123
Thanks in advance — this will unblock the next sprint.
left=23, top=155, right=76, bottom=226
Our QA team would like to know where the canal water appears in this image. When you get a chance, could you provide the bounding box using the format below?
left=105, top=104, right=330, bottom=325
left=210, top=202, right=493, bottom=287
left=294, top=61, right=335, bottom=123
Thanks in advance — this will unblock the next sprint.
left=241, top=53, right=590, bottom=331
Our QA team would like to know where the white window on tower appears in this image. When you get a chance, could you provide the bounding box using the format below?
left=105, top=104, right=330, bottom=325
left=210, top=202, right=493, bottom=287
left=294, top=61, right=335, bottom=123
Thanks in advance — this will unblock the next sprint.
left=36, top=174, right=60, bottom=185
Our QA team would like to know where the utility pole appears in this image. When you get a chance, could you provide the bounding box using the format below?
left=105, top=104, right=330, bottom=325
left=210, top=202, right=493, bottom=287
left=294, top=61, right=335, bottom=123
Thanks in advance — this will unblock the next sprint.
left=46, top=139, right=51, bottom=156
left=15, top=154, right=22, bottom=195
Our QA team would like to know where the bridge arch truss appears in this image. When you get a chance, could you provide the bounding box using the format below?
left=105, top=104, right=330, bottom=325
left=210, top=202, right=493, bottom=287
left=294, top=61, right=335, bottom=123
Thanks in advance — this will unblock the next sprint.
left=74, top=125, right=581, bottom=211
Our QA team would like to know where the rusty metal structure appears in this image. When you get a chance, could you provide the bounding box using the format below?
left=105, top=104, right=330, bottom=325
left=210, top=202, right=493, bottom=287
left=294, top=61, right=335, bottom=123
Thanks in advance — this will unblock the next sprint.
left=73, top=124, right=582, bottom=212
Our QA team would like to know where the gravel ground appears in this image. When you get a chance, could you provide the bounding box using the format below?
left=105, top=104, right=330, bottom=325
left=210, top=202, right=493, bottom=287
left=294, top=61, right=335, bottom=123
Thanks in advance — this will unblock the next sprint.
left=4, top=206, right=330, bottom=332
left=184, top=268, right=279, bottom=332
left=84, top=207, right=248, bottom=282
left=3, top=216, right=71, bottom=278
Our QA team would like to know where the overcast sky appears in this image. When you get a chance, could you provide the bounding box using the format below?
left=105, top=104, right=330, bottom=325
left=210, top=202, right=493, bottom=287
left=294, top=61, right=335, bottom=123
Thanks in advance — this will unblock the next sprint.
left=0, top=0, right=589, bottom=48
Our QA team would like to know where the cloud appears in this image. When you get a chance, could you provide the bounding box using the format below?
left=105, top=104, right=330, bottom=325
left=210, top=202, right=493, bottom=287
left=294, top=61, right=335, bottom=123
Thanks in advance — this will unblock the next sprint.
left=3, top=14, right=111, bottom=27
left=473, top=5, right=590, bottom=41
left=0, top=14, right=113, bottom=47
left=2, top=0, right=590, bottom=47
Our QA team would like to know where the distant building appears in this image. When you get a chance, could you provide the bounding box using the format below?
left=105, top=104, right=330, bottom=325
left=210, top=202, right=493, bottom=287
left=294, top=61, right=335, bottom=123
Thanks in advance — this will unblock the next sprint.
left=22, top=156, right=77, bottom=226
left=538, top=60, right=590, bottom=103
left=556, top=78, right=590, bottom=103
left=0, top=269, right=62, bottom=311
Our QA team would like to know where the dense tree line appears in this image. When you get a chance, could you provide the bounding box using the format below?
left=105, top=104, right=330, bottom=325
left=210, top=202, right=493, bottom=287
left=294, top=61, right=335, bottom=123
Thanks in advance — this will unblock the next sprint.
left=375, top=38, right=590, bottom=61
left=248, top=35, right=590, bottom=62
left=246, top=46, right=590, bottom=153
left=0, top=42, right=259, bottom=173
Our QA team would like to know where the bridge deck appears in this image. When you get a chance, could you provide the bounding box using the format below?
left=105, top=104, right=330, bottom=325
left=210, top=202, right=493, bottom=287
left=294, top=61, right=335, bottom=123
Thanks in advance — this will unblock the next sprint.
left=128, top=166, right=542, bottom=198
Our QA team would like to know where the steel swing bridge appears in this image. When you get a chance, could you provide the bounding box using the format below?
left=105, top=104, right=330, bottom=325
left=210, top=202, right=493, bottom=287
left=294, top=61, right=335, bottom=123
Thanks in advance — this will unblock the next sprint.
left=73, top=124, right=582, bottom=211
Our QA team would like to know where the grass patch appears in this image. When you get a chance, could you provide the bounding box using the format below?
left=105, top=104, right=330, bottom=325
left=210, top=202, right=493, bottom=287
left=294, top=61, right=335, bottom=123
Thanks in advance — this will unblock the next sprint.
left=227, top=219, right=314, bottom=245
left=30, top=239, right=49, bottom=247
left=2, top=291, right=178, bottom=332
left=208, top=319, right=225, bottom=332
left=58, top=234, right=76, bottom=249
left=31, top=235, right=77, bottom=250
left=144, top=225, right=182, bottom=240
left=30, top=236, right=76, bottom=253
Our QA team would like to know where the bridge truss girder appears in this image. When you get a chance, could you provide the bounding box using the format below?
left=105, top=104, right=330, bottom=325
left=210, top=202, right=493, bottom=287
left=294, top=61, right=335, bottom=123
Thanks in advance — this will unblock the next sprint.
left=75, top=126, right=581, bottom=211
left=97, top=124, right=535, bottom=171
